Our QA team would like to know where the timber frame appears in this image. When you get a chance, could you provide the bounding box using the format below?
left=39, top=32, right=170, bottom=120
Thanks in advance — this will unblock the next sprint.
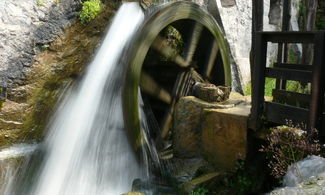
left=249, top=0, right=325, bottom=134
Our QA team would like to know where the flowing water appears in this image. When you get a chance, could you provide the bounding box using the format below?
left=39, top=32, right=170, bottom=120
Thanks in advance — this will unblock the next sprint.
left=7, top=2, right=150, bottom=194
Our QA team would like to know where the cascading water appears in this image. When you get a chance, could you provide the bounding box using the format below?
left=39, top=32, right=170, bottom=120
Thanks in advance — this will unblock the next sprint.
left=7, top=2, right=149, bottom=195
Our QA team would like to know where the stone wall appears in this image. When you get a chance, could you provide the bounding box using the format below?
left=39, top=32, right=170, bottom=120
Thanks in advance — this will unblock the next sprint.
left=216, top=0, right=301, bottom=88
left=0, top=0, right=81, bottom=88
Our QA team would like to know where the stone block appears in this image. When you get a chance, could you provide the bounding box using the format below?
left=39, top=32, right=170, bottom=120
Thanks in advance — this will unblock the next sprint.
left=201, top=105, right=249, bottom=171
left=173, top=96, right=235, bottom=158
left=173, top=94, right=249, bottom=171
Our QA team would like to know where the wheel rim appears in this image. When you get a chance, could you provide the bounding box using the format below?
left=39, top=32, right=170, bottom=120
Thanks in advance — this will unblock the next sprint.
left=123, top=1, right=231, bottom=152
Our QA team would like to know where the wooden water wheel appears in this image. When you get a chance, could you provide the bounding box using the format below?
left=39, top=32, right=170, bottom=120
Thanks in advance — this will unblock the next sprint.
left=122, top=1, right=231, bottom=152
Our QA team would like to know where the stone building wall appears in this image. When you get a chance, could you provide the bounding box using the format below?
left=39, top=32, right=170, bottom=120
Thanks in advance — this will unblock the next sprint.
left=216, top=0, right=301, bottom=88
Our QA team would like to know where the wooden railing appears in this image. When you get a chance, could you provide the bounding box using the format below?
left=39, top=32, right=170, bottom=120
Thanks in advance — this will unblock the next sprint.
left=249, top=31, right=325, bottom=134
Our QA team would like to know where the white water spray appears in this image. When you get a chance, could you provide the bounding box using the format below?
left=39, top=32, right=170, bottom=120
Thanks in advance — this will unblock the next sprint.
left=8, top=3, right=146, bottom=195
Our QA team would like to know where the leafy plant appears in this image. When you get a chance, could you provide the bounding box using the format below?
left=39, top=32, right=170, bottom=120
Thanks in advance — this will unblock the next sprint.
left=79, top=0, right=103, bottom=24
left=189, top=187, right=209, bottom=195
left=260, top=125, right=322, bottom=179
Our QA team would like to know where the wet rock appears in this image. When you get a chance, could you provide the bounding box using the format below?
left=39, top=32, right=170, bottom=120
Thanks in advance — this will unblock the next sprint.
left=0, top=144, right=37, bottom=194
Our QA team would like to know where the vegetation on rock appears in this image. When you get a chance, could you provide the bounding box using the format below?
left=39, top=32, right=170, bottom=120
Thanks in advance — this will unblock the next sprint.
left=79, top=0, right=103, bottom=24
left=260, top=125, right=323, bottom=179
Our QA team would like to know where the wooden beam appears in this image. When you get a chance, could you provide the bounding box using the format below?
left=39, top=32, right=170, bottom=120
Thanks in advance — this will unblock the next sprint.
left=265, top=101, right=309, bottom=129
left=259, top=31, right=316, bottom=43
left=265, top=67, right=312, bottom=83
left=275, top=63, right=313, bottom=71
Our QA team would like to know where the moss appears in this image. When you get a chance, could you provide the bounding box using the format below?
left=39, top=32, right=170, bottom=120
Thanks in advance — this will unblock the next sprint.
left=79, top=0, right=103, bottom=24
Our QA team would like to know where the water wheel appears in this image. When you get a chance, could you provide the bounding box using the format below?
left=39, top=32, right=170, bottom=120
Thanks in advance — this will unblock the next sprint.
left=122, top=1, right=231, bottom=152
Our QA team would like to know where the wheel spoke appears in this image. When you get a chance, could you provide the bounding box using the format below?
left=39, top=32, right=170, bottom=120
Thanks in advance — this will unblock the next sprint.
left=159, top=71, right=189, bottom=139
left=160, top=105, right=174, bottom=139
left=203, top=41, right=219, bottom=78
left=140, top=72, right=172, bottom=104
left=152, top=35, right=188, bottom=68
left=184, top=23, right=203, bottom=65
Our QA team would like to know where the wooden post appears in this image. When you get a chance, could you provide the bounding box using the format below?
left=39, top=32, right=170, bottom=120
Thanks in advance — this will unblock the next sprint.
left=250, top=33, right=267, bottom=130
left=251, top=0, right=264, bottom=79
left=309, top=32, right=325, bottom=134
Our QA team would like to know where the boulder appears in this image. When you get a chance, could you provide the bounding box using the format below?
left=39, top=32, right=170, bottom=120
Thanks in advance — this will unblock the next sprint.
left=283, top=155, right=325, bottom=187
left=268, top=156, right=325, bottom=195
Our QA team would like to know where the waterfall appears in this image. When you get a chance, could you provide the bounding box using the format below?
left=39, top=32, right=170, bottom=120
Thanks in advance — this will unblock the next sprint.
left=7, top=2, right=147, bottom=194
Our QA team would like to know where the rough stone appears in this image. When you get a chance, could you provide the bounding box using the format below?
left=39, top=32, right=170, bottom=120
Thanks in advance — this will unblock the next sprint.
left=283, top=155, right=325, bottom=187
left=192, top=82, right=230, bottom=103
left=201, top=104, right=249, bottom=171
left=173, top=93, right=249, bottom=171
left=268, top=156, right=325, bottom=195
left=0, top=0, right=81, bottom=87
left=173, top=96, right=236, bottom=158
left=0, top=100, right=29, bottom=131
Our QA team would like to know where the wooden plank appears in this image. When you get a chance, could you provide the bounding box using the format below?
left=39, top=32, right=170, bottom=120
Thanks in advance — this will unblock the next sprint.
left=265, top=67, right=312, bottom=82
left=258, top=31, right=316, bottom=43
left=272, top=89, right=311, bottom=107
left=275, top=63, right=313, bottom=71
left=265, top=102, right=309, bottom=128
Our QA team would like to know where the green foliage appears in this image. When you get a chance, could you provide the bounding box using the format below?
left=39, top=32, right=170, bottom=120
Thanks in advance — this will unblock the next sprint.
left=189, top=187, right=209, bottom=195
left=260, top=125, right=322, bottom=179
left=228, top=161, right=255, bottom=195
left=36, top=0, right=45, bottom=6
left=79, top=0, right=103, bottom=24
left=245, top=78, right=275, bottom=97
